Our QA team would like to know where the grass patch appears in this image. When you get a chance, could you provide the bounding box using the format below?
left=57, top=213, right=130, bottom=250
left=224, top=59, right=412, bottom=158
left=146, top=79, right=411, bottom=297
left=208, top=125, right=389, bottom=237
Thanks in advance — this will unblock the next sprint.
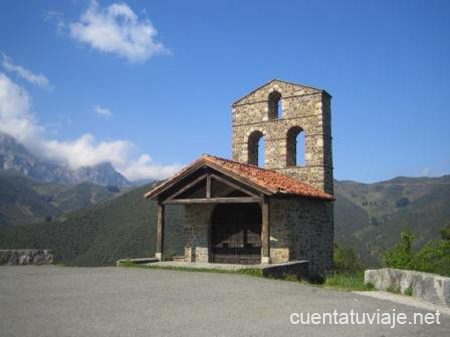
left=118, top=261, right=263, bottom=277
left=323, top=272, right=374, bottom=291
left=404, top=287, right=414, bottom=296
left=119, top=261, right=381, bottom=292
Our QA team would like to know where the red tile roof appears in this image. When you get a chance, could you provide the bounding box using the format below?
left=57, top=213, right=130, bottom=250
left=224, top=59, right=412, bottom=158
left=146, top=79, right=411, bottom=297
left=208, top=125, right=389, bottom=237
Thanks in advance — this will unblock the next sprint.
left=145, top=154, right=334, bottom=201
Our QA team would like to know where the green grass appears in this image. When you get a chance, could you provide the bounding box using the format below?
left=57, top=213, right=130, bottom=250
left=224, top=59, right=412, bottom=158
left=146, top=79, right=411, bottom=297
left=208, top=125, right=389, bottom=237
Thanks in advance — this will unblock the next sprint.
left=323, top=272, right=375, bottom=291
left=118, top=261, right=263, bottom=277
left=119, top=261, right=377, bottom=291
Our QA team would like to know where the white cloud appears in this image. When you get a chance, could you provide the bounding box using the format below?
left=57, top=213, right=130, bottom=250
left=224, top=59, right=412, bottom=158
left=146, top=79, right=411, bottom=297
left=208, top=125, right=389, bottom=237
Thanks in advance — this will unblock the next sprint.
left=94, top=105, right=112, bottom=117
left=69, top=1, right=168, bottom=63
left=121, top=154, right=182, bottom=181
left=42, top=134, right=134, bottom=169
left=2, top=54, right=53, bottom=90
left=422, top=168, right=431, bottom=176
left=0, top=73, right=42, bottom=144
left=0, top=73, right=181, bottom=181
left=43, top=10, right=66, bottom=33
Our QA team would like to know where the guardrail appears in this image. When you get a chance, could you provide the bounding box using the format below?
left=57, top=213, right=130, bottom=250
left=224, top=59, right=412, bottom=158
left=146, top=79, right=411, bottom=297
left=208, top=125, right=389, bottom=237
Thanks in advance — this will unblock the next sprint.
left=365, top=268, right=450, bottom=307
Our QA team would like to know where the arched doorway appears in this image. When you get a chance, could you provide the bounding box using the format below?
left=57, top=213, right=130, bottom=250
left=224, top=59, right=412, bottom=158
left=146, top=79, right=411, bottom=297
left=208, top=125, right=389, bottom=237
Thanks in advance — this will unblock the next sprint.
left=211, top=203, right=262, bottom=264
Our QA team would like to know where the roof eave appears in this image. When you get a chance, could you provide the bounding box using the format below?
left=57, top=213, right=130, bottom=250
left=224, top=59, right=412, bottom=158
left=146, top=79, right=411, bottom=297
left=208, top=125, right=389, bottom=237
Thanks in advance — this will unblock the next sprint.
left=144, top=158, right=277, bottom=200
left=144, top=159, right=206, bottom=199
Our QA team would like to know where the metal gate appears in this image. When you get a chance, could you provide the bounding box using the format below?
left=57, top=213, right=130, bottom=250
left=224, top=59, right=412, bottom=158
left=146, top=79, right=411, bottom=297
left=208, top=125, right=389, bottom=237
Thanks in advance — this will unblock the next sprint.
left=211, top=204, right=262, bottom=265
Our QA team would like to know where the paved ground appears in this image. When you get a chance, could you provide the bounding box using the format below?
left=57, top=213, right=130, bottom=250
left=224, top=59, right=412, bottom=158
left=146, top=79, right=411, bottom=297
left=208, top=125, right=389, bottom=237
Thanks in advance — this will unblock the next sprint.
left=0, top=266, right=449, bottom=337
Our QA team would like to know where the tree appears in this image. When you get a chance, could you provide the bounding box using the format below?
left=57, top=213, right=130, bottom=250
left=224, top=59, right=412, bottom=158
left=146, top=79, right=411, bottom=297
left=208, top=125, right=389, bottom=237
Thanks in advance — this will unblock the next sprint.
left=384, top=229, right=415, bottom=269
left=384, top=228, right=450, bottom=277
left=333, top=245, right=362, bottom=273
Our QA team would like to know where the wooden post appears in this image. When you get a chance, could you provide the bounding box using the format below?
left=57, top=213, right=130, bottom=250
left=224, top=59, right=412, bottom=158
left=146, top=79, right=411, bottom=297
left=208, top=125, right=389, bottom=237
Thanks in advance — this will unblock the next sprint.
left=261, top=197, right=270, bottom=264
left=155, top=202, right=165, bottom=261
left=206, top=174, right=211, bottom=199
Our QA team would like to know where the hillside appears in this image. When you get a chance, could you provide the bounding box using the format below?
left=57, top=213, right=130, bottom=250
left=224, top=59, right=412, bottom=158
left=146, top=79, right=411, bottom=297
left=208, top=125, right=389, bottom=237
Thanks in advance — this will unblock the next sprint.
left=334, top=176, right=450, bottom=265
left=0, top=176, right=448, bottom=266
left=0, top=183, right=184, bottom=266
left=0, top=171, right=123, bottom=226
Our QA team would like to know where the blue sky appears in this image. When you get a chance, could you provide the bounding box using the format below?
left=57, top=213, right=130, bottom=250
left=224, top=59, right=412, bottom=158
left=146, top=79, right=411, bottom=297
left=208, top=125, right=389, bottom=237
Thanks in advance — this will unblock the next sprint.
left=0, top=0, right=449, bottom=182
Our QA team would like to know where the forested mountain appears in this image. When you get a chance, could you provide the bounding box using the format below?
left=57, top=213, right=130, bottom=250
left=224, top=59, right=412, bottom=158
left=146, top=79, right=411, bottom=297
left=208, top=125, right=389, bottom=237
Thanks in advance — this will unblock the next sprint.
left=0, top=175, right=448, bottom=267
left=334, top=176, right=450, bottom=265
left=0, top=183, right=184, bottom=266
left=0, top=171, right=123, bottom=226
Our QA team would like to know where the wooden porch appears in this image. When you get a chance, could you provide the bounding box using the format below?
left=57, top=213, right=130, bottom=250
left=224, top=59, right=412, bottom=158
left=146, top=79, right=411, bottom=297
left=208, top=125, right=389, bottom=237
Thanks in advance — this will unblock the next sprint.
left=151, top=165, right=271, bottom=264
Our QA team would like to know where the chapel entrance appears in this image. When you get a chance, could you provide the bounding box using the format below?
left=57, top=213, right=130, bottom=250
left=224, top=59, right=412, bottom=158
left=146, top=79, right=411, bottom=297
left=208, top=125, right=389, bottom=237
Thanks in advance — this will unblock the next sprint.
left=211, top=203, right=262, bottom=264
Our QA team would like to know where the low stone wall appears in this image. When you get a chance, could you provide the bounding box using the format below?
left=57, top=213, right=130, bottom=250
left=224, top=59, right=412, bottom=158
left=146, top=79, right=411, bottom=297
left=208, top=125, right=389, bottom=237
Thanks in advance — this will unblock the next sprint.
left=0, top=250, right=54, bottom=265
left=365, top=268, right=450, bottom=307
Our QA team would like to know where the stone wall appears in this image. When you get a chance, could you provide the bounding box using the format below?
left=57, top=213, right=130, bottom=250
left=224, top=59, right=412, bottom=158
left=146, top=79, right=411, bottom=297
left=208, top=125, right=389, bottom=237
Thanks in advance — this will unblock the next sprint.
left=0, top=249, right=53, bottom=265
left=184, top=204, right=214, bottom=263
left=365, top=268, right=450, bottom=307
left=182, top=198, right=333, bottom=275
left=232, top=80, right=333, bottom=194
left=269, top=198, right=334, bottom=276
left=270, top=248, right=289, bottom=264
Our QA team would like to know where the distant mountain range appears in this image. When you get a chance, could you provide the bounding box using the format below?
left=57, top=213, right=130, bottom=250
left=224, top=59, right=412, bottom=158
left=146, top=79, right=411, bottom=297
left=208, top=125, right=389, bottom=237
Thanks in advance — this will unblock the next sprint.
left=0, top=132, right=130, bottom=187
left=0, top=174, right=448, bottom=267
left=0, top=171, right=125, bottom=227
left=334, top=176, right=450, bottom=265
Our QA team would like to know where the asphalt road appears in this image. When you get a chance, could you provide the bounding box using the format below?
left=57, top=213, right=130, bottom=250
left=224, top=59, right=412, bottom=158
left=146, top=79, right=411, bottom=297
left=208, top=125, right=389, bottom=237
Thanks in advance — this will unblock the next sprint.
left=0, top=266, right=449, bottom=337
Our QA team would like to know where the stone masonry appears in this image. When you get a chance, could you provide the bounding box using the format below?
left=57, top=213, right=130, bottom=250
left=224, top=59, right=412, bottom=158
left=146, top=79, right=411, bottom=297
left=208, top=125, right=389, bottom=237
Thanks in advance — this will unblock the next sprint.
left=183, top=198, right=333, bottom=275
left=173, top=79, right=334, bottom=276
left=0, top=249, right=54, bottom=265
left=232, top=79, right=333, bottom=194
left=365, top=268, right=450, bottom=307
left=184, top=204, right=214, bottom=263
left=269, top=199, right=334, bottom=275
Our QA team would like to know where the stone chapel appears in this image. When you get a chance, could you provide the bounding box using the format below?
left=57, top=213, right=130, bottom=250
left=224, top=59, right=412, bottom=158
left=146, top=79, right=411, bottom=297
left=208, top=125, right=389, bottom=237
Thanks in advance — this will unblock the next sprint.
left=145, top=79, right=334, bottom=277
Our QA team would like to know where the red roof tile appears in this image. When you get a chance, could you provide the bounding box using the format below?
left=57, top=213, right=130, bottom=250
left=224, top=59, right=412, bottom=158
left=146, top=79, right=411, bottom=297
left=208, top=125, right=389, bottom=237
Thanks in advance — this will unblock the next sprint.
left=145, top=154, right=334, bottom=201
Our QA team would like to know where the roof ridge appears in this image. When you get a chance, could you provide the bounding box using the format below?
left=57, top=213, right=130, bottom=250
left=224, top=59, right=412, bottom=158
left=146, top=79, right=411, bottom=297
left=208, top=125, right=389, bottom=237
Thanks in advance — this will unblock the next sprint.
left=232, top=79, right=329, bottom=106
left=145, top=154, right=334, bottom=201
left=203, top=154, right=333, bottom=199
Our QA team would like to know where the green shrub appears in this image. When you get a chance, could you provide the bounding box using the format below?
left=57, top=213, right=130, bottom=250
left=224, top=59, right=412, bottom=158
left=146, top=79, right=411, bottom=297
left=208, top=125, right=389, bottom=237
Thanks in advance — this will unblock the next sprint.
left=333, top=245, right=362, bottom=273
left=384, top=229, right=450, bottom=277
left=412, top=240, right=450, bottom=276
left=384, top=229, right=415, bottom=269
